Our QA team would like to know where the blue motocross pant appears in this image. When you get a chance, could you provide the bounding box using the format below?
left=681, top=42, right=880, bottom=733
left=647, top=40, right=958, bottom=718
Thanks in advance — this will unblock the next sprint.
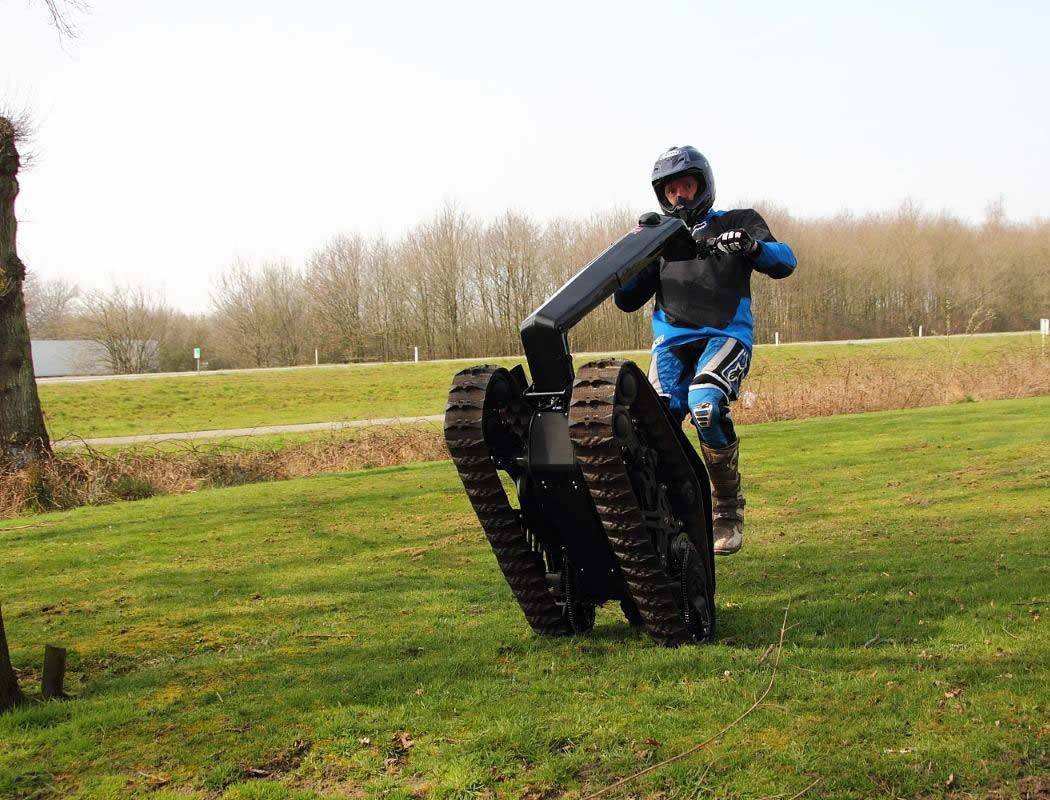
left=646, top=336, right=751, bottom=449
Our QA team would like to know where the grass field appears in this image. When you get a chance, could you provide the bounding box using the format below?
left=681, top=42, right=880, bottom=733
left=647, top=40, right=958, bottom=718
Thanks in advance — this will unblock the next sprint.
left=38, top=334, right=1046, bottom=440
left=2, top=396, right=1047, bottom=799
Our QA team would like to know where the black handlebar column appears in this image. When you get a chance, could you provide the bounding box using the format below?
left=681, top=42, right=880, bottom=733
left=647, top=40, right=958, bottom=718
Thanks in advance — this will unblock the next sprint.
left=519, top=215, right=690, bottom=395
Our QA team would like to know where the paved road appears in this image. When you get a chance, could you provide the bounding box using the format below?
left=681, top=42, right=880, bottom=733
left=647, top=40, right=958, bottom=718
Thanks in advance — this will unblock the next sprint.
left=36, top=331, right=1037, bottom=385
left=53, top=415, right=446, bottom=449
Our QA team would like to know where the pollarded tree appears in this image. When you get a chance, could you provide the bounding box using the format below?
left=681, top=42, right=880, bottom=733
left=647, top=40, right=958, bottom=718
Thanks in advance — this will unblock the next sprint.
left=0, top=0, right=85, bottom=467
left=0, top=116, right=51, bottom=467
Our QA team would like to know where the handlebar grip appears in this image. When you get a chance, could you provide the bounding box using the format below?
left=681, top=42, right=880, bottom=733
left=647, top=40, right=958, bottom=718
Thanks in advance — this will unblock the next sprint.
left=696, top=236, right=721, bottom=259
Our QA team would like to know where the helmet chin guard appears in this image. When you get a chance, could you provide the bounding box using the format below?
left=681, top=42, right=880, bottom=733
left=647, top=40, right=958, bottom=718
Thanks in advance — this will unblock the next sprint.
left=651, top=145, right=716, bottom=226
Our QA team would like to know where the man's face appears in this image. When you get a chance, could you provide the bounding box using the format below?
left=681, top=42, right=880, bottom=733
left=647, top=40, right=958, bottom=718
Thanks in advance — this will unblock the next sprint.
left=663, top=174, right=698, bottom=207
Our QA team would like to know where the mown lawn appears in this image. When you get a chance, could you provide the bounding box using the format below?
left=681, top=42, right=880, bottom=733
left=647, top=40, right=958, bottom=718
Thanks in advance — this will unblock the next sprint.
left=1, top=396, right=1047, bottom=799
left=38, top=333, right=1043, bottom=440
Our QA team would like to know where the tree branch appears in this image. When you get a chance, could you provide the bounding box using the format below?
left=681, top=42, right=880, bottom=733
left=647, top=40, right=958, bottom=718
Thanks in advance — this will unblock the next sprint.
left=38, top=0, right=89, bottom=41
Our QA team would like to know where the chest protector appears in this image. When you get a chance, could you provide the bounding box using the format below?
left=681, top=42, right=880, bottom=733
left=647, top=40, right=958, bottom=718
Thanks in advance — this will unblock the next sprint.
left=657, top=211, right=759, bottom=330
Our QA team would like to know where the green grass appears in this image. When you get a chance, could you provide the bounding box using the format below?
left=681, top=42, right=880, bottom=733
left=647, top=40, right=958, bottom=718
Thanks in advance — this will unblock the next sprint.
left=39, top=333, right=1043, bottom=440
left=2, top=396, right=1047, bottom=799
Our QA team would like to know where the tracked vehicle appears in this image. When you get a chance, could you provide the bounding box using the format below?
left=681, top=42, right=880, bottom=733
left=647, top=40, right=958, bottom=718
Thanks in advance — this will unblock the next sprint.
left=444, top=213, right=716, bottom=646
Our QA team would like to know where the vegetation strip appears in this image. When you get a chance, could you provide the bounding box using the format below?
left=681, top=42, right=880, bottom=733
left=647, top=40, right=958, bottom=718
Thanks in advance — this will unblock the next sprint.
left=0, top=426, right=447, bottom=518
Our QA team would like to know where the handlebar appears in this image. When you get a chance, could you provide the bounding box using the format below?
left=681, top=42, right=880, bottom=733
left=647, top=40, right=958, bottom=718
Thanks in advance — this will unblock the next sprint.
left=695, top=236, right=721, bottom=260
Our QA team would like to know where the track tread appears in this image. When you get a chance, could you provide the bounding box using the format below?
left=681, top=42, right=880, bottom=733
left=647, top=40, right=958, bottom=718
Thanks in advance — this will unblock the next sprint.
left=568, top=359, right=714, bottom=647
left=444, top=365, right=570, bottom=636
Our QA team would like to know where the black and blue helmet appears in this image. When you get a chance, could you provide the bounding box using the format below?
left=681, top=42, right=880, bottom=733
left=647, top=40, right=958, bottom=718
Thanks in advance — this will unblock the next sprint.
left=651, top=145, right=715, bottom=224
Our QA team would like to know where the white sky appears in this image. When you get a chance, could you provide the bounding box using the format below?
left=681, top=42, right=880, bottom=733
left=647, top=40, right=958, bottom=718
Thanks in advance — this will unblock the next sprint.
left=4, top=0, right=1048, bottom=311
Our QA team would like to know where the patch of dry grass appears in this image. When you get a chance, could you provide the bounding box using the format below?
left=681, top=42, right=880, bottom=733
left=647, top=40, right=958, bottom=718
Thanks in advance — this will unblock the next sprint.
left=0, top=426, right=445, bottom=519
left=736, top=340, right=1049, bottom=424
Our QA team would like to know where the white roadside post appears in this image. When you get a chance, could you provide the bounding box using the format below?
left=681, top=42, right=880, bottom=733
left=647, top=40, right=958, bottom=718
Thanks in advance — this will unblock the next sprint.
left=1041, top=318, right=1049, bottom=353
left=193, top=346, right=201, bottom=373
left=315, top=348, right=319, bottom=366
left=774, top=331, right=780, bottom=346
left=918, top=325, right=923, bottom=338
left=414, top=346, right=419, bottom=363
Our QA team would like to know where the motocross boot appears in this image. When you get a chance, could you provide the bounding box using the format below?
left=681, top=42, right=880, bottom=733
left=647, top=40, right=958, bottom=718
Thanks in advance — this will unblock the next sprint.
left=700, top=439, right=745, bottom=555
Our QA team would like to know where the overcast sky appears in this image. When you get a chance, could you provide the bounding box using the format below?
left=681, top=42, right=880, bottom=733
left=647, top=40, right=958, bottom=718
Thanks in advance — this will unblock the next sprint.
left=4, top=0, right=1047, bottom=311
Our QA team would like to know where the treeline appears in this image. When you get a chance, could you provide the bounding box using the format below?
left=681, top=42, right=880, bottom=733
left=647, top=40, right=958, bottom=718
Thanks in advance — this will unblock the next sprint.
left=25, top=202, right=1050, bottom=372
left=759, top=201, right=1048, bottom=342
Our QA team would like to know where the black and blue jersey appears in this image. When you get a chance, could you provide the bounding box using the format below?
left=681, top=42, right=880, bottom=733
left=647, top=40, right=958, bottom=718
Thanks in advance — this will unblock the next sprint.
left=614, top=208, right=796, bottom=351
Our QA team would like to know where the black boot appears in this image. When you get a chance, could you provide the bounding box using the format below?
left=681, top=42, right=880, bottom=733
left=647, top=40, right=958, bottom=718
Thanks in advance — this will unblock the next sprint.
left=700, top=439, right=744, bottom=555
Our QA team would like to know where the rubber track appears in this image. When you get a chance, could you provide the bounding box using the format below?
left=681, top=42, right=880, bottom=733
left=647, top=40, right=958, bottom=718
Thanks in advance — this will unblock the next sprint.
left=444, top=365, right=570, bottom=636
left=568, top=359, right=693, bottom=646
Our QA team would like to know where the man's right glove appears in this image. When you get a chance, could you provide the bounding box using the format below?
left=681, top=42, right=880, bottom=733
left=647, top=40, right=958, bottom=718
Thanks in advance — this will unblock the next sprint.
left=713, top=229, right=760, bottom=257
left=690, top=227, right=762, bottom=259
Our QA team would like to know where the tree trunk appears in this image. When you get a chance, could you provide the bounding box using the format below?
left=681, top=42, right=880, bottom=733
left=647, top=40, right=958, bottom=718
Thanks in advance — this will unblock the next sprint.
left=0, top=605, right=24, bottom=712
left=0, top=117, right=51, bottom=467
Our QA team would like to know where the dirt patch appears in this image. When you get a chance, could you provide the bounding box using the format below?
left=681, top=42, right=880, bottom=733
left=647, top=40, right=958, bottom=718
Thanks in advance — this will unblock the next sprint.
left=241, top=738, right=312, bottom=780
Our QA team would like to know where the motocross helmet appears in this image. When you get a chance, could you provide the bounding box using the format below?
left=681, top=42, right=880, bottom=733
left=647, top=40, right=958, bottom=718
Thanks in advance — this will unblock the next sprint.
left=651, top=145, right=715, bottom=226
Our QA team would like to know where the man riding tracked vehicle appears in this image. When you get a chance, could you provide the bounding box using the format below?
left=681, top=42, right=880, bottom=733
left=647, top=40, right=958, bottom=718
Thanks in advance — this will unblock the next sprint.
left=615, top=146, right=798, bottom=555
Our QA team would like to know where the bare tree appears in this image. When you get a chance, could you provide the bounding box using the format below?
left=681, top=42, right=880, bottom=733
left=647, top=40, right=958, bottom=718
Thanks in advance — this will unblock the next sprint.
left=212, top=259, right=271, bottom=367
left=0, top=115, right=50, bottom=466
left=212, top=259, right=310, bottom=367
left=414, top=202, right=474, bottom=359
left=77, top=284, right=171, bottom=374
left=467, top=211, right=544, bottom=354
left=259, top=261, right=311, bottom=366
left=358, top=235, right=413, bottom=361
left=23, top=274, right=79, bottom=338
left=306, top=234, right=365, bottom=362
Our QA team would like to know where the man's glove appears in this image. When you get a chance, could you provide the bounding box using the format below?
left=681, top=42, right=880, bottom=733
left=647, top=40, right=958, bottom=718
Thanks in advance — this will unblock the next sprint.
left=690, top=226, right=762, bottom=259
left=713, top=229, right=760, bottom=257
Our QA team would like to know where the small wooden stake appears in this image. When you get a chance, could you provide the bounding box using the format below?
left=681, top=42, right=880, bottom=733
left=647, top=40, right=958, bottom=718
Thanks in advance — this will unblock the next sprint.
left=41, top=644, right=67, bottom=700
left=0, top=605, right=24, bottom=712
